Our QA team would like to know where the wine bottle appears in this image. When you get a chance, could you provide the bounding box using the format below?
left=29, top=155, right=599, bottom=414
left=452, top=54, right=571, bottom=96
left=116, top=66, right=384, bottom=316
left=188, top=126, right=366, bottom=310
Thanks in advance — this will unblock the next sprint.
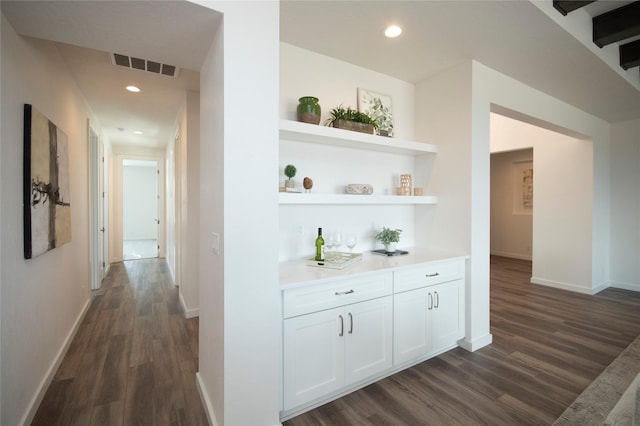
left=315, top=227, right=325, bottom=261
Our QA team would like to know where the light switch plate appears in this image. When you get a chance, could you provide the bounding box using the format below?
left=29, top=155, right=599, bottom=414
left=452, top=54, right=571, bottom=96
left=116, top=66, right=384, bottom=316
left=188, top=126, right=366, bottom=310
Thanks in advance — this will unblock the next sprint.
left=211, top=232, right=220, bottom=255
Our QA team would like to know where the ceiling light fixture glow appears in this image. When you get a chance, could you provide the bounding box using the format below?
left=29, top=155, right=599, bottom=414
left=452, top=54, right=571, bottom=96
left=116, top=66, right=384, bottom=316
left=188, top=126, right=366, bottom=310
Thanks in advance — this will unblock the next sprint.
left=385, top=25, right=402, bottom=38
left=133, top=130, right=143, bottom=135
left=126, top=85, right=141, bottom=93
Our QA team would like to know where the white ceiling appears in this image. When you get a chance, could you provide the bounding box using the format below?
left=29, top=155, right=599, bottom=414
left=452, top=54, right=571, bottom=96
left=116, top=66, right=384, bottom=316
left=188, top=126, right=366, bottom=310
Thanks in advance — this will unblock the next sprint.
left=2, top=0, right=640, bottom=151
left=1, top=0, right=219, bottom=149
left=281, top=0, right=640, bottom=123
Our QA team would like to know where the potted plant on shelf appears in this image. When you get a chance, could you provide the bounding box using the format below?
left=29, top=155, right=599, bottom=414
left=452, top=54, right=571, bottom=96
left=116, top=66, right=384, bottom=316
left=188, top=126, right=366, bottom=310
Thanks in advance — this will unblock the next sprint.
left=375, top=227, right=402, bottom=253
left=325, top=105, right=378, bottom=134
left=284, top=164, right=297, bottom=189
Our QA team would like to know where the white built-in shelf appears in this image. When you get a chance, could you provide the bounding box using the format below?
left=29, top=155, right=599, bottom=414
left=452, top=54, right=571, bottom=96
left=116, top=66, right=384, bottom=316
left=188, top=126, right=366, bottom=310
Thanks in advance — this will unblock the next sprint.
left=279, top=193, right=438, bottom=205
left=280, top=119, right=438, bottom=156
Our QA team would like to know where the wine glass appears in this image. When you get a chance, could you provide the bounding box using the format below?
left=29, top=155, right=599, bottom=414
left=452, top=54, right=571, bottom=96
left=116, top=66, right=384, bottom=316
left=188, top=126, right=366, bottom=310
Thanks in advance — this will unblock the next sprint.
left=325, top=234, right=335, bottom=261
left=346, top=233, right=357, bottom=253
left=333, top=232, right=342, bottom=256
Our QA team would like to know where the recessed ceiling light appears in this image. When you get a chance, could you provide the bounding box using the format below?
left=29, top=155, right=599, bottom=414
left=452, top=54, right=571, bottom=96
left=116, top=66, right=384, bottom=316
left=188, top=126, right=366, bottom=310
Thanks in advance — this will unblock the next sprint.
left=133, top=130, right=143, bottom=135
left=126, top=85, right=141, bottom=93
left=385, top=25, right=402, bottom=38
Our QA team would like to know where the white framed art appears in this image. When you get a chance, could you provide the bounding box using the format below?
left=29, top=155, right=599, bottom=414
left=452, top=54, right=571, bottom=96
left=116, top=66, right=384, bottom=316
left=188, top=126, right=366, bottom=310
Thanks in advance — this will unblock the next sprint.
left=357, top=88, right=394, bottom=137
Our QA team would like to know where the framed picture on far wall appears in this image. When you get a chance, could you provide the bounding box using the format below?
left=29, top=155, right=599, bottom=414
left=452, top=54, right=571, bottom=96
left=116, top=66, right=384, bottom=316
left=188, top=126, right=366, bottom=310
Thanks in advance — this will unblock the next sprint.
left=357, top=88, right=394, bottom=137
left=23, top=104, right=72, bottom=259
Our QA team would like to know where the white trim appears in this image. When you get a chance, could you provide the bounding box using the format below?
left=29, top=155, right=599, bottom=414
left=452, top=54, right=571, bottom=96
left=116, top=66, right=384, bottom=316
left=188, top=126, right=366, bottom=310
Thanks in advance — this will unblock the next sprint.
left=457, top=334, right=493, bottom=352
left=610, top=281, right=640, bottom=293
left=196, top=372, right=218, bottom=426
left=179, top=292, right=200, bottom=318
left=530, top=276, right=609, bottom=295
left=490, top=250, right=532, bottom=261
left=21, top=298, right=91, bottom=426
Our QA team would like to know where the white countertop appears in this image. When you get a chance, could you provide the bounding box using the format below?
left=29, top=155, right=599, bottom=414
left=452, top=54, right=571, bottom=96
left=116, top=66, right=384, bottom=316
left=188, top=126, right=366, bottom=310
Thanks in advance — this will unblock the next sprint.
left=279, top=247, right=468, bottom=289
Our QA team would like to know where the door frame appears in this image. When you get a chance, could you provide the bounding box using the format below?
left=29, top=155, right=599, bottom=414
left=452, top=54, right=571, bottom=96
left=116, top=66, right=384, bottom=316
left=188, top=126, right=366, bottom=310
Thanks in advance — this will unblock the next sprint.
left=88, top=122, right=106, bottom=290
left=112, top=154, right=166, bottom=262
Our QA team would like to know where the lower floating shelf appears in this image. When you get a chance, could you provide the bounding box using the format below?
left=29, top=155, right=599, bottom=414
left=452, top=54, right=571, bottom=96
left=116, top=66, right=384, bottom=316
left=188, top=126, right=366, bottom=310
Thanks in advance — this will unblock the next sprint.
left=279, top=193, right=438, bottom=205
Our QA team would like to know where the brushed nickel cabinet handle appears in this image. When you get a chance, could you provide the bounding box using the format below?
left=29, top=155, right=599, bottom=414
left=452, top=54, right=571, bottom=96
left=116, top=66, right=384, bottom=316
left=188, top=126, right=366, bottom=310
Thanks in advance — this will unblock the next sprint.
left=428, top=292, right=433, bottom=310
left=335, top=289, right=355, bottom=295
left=348, top=313, right=353, bottom=334
left=425, top=273, right=440, bottom=278
left=339, top=315, right=344, bottom=336
left=435, top=291, right=440, bottom=309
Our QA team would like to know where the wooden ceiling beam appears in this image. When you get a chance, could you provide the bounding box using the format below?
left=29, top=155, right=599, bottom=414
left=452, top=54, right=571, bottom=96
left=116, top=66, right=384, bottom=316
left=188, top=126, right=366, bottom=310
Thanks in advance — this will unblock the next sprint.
left=593, top=1, right=640, bottom=48
left=620, top=39, right=640, bottom=70
left=553, top=0, right=596, bottom=16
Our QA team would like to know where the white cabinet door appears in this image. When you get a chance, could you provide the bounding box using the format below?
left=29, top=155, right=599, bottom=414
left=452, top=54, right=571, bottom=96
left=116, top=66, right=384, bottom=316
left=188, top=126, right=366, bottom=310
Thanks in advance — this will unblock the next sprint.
left=393, top=288, right=429, bottom=366
left=393, top=279, right=463, bottom=366
left=429, top=279, right=463, bottom=354
left=344, top=296, right=393, bottom=385
left=283, top=307, right=345, bottom=410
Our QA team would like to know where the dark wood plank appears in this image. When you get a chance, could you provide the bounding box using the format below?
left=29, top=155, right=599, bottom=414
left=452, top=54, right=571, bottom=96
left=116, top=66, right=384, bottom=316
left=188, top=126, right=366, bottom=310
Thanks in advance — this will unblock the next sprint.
left=31, top=259, right=208, bottom=426
left=284, top=255, right=640, bottom=425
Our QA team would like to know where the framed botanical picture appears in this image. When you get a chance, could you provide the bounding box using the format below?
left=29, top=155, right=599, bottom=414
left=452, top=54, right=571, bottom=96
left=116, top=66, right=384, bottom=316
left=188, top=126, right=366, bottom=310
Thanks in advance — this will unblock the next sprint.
left=357, top=88, right=394, bottom=137
left=23, top=104, right=72, bottom=259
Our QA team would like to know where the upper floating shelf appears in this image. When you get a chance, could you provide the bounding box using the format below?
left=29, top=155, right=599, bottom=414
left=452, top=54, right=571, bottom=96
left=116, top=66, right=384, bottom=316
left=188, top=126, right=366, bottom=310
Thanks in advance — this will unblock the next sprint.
left=279, top=193, right=438, bottom=205
left=279, top=119, right=438, bottom=156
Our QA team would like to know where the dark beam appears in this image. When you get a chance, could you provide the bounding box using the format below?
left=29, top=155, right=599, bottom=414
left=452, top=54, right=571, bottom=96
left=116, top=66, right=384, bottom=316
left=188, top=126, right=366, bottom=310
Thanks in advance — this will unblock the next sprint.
left=620, top=39, right=640, bottom=70
left=553, top=0, right=596, bottom=16
left=593, top=1, right=640, bottom=48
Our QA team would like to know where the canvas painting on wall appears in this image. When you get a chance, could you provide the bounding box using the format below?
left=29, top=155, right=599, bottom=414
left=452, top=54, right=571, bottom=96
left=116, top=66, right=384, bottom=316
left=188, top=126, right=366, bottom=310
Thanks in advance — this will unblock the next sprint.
left=23, top=104, right=71, bottom=259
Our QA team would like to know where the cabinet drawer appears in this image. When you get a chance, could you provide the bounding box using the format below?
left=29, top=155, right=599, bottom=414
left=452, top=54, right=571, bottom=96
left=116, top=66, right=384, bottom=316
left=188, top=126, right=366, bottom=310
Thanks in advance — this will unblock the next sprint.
left=283, top=273, right=393, bottom=318
left=394, top=259, right=464, bottom=293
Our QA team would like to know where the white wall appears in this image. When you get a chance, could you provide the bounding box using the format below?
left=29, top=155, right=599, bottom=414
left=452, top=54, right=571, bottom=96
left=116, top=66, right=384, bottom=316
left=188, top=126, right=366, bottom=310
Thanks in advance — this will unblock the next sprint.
left=491, top=113, right=594, bottom=291
left=279, top=43, right=419, bottom=260
left=414, top=62, right=492, bottom=351
left=490, top=148, right=533, bottom=260
left=280, top=43, right=415, bottom=139
left=122, top=164, right=157, bottom=240
left=1, top=17, right=95, bottom=425
left=195, top=2, right=280, bottom=425
left=170, top=90, right=200, bottom=318
left=610, top=118, right=640, bottom=291
left=473, top=62, right=611, bottom=295
left=166, top=131, right=177, bottom=281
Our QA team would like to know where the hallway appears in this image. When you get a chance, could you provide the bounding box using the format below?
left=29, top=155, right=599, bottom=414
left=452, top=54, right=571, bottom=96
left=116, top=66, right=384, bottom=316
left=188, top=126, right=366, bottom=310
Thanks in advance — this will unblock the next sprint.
left=32, top=259, right=208, bottom=425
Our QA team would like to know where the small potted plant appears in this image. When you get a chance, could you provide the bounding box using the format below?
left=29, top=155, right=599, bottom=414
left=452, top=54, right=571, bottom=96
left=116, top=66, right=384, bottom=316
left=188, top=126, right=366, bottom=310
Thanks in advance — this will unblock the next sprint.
left=284, top=164, right=297, bottom=188
left=375, top=227, right=402, bottom=253
left=325, top=105, right=378, bottom=134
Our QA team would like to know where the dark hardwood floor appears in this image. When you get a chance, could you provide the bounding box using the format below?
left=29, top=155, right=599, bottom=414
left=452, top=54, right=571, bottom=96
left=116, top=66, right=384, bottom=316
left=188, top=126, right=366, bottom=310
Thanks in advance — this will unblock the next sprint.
left=284, top=256, right=640, bottom=426
left=33, top=256, right=640, bottom=425
left=32, top=259, right=208, bottom=426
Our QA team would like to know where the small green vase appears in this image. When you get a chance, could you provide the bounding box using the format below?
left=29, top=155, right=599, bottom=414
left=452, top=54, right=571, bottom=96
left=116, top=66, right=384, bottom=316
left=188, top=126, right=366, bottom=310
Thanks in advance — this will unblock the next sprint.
left=296, top=96, right=321, bottom=125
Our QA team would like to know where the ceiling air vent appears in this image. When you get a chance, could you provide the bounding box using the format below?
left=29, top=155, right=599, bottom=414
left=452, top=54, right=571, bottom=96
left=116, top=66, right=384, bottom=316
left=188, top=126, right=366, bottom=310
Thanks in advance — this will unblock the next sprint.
left=110, top=53, right=180, bottom=78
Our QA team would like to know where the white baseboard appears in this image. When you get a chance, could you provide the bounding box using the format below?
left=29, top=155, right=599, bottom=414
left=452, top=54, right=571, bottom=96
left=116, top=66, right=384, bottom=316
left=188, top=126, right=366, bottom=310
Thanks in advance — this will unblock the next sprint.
left=458, top=333, right=493, bottom=352
left=179, top=292, right=200, bottom=319
left=21, top=297, right=91, bottom=426
left=196, top=372, right=218, bottom=426
left=490, top=250, right=532, bottom=261
left=531, top=276, right=608, bottom=295
left=610, top=281, right=640, bottom=292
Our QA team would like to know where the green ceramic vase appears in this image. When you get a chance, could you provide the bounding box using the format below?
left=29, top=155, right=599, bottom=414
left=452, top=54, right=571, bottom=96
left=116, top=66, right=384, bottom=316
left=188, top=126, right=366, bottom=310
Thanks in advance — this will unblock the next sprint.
left=296, top=96, right=321, bottom=125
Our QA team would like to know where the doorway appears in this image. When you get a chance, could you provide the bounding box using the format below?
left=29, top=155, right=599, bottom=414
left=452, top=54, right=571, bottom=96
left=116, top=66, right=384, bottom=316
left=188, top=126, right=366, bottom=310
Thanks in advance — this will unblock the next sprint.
left=122, top=159, right=159, bottom=260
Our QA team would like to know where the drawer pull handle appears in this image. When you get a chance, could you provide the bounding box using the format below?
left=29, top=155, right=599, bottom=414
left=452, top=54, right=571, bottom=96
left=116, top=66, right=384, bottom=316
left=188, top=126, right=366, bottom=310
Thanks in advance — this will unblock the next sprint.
left=348, top=312, right=353, bottom=334
left=339, top=315, right=344, bottom=336
left=425, top=272, right=440, bottom=278
left=335, top=289, right=354, bottom=295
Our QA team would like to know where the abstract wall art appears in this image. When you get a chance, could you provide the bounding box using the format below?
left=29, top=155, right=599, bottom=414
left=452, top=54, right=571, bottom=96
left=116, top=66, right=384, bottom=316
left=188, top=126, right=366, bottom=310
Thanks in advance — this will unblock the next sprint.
left=23, top=104, right=71, bottom=259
